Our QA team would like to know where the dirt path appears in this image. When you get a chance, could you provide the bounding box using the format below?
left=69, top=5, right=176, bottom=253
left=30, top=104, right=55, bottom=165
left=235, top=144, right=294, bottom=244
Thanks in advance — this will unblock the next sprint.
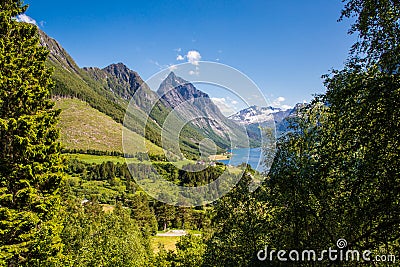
left=156, top=230, right=187, bottom=237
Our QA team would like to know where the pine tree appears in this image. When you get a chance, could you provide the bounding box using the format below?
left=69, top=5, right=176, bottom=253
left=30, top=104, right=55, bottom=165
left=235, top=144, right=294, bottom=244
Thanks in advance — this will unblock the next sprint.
left=0, top=1, right=63, bottom=265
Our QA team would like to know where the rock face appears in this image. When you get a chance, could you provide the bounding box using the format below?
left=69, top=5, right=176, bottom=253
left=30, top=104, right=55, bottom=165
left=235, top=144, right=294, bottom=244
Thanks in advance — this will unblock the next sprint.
left=157, top=72, right=250, bottom=147
left=83, top=63, right=158, bottom=112
left=38, top=29, right=81, bottom=74
left=84, top=63, right=149, bottom=100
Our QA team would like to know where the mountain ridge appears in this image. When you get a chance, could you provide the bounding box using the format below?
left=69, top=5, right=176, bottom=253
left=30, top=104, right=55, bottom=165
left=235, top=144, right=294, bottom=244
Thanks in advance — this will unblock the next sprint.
left=38, top=30, right=207, bottom=157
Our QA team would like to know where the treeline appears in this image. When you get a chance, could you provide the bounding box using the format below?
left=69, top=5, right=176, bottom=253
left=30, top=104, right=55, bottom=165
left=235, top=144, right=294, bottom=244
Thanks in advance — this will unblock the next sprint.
left=62, top=148, right=163, bottom=160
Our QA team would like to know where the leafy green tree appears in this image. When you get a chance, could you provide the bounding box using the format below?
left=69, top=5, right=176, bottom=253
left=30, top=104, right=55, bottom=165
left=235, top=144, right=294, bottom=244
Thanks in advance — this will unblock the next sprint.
left=61, top=201, right=151, bottom=267
left=155, top=200, right=176, bottom=231
left=263, top=0, right=400, bottom=263
left=266, top=102, right=340, bottom=254
left=340, top=0, right=400, bottom=71
left=130, top=192, right=158, bottom=235
left=204, top=169, right=272, bottom=267
left=0, top=1, right=63, bottom=265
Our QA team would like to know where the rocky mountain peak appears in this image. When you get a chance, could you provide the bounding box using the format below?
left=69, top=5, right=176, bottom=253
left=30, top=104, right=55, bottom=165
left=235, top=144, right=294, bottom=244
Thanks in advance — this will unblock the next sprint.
left=103, top=63, right=141, bottom=84
left=38, top=29, right=80, bottom=74
left=155, top=72, right=249, bottom=147
left=157, top=72, right=209, bottom=103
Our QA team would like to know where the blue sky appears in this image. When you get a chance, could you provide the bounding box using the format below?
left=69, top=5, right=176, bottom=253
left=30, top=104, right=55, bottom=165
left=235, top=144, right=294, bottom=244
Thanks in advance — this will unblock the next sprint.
left=22, top=0, right=355, bottom=113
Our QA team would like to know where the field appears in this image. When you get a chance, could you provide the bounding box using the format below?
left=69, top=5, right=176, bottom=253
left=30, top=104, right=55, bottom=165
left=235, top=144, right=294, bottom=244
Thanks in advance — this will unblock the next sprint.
left=55, top=98, right=164, bottom=155
left=151, top=236, right=181, bottom=252
left=150, top=230, right=202, bottom=253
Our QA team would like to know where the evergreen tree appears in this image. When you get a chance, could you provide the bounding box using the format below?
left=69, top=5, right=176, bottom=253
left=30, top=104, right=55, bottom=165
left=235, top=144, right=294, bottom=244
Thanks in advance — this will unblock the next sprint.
left=0, top=1, right=63, bottom=265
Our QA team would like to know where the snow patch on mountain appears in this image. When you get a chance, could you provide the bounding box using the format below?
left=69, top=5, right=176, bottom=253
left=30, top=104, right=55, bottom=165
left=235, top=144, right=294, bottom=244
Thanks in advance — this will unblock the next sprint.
left=228, top=105, right=289, bottom=125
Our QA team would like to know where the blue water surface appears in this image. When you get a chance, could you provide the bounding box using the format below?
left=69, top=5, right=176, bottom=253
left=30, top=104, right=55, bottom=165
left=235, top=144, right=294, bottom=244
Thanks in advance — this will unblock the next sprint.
left=218, top=147, right=265, bottom=172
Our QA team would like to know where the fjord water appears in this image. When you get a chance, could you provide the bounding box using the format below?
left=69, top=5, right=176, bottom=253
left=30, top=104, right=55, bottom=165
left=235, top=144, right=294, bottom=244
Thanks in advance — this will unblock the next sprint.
left=218, top=147, right=264, bottom=172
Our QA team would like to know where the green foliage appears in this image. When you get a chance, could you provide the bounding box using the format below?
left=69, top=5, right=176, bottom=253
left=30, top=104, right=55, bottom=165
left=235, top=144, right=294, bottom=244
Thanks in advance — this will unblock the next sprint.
left=202, top=2, right=400, bottom=266
left=259, top=1, right=400, bottom=264
left=0, top=1, right=63, bottom=265
left=204, top=170, right=271, bottom=267
left=264, top=67, right=400, bottom=264
left=64, top=158, right=215, bottom=232
left=340, top=0, right=400, bottom=70
left=153, top=234, right=206, bottom=267
left=60, top=201, right=151, bottom=267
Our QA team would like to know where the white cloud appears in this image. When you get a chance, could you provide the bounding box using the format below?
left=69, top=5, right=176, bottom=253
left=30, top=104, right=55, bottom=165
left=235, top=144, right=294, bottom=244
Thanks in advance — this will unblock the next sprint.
left=188, top=69, right=200, bottom=76
left=16, top=14, right=37, bottom=26
left=168, top=65, right=178, bottom=71
left=211, top=97, right=239, bottom=116
left=174, top=50, right=202, bottom=65
left=187, top=50, right=201, bottom=65
left=272, top=96, right=292, bottom=110
left=281, top=105, right=292, bottom=110
left=272, top=96, right=285, bottom=106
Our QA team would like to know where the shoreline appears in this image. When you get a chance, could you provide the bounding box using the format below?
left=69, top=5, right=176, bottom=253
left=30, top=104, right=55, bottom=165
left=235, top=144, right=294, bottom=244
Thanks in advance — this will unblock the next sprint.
left=208, top=154, right=231, bottom=161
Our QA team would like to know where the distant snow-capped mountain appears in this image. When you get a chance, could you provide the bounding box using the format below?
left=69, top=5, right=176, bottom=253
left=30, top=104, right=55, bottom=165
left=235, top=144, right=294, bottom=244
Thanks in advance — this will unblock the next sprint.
left=228, top=104, right=305, bottom=139
left=228, top=105, right=292, bottom=125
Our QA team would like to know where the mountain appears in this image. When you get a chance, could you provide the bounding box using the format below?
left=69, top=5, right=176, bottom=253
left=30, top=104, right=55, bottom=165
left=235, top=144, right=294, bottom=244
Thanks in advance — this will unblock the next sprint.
left=157, top=72, right=253, bottom=148
left=229, top=105, right=282, bottom=125
left=83, top=63, right=159, bottom=113
left=228, top=105, right=301, bottom=138
left=38, top=30, right=207, bottom=158
left=38, top=29, right=80, bottom=75
left=38, top=29, right=263, bottom=156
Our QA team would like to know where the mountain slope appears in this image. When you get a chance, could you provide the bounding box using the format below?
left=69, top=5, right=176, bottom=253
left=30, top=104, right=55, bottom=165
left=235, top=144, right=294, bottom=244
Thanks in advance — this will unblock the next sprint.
left=55, top=98, right=163, bottom=155
left=157, top=72, right=252, bottom=148
left=83, top=63, right=158, bottom=112
left=83, top=63, right=214, bottom=157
